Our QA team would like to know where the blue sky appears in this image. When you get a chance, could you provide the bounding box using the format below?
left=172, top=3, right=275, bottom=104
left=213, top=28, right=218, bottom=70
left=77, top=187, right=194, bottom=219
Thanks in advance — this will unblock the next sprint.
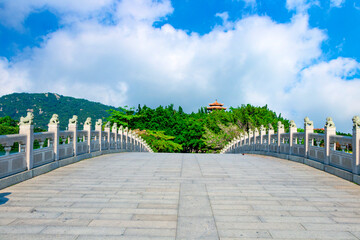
left=2, top=0, right=360, bottom=61
left=0, top=0, right=360, bottom=131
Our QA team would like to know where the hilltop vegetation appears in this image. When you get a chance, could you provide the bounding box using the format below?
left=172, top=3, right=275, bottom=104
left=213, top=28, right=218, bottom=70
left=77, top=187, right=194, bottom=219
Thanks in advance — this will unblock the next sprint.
left=109, top=104, right=289, bottom=153
left=0, top=93, right=116, bottom=129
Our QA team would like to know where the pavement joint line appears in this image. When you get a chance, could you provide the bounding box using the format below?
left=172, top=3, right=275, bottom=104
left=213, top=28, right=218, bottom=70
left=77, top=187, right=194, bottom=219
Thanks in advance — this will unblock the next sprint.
left=205, top=183, right=220, bottom=240
left=174, top=155, right=183, bottom=239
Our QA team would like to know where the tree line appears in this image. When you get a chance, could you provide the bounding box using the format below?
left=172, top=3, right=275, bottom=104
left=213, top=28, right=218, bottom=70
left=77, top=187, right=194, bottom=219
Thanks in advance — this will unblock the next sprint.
left=108, top=104, right=289, bottom=153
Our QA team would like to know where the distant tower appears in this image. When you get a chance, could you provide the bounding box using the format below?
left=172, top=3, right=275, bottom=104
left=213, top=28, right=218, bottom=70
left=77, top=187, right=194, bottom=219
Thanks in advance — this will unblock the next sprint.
left=207, top=100, right=226, bottom=112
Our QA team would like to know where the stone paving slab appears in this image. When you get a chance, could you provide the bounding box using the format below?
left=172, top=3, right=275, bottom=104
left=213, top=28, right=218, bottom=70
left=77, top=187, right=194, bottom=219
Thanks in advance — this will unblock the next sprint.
left=1, top=153, right=360, bottom=239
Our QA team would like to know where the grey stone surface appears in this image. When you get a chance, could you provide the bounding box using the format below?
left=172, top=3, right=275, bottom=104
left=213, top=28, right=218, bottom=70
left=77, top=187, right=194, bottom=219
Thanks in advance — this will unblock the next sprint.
left=1, top=153, right=360, bottom=239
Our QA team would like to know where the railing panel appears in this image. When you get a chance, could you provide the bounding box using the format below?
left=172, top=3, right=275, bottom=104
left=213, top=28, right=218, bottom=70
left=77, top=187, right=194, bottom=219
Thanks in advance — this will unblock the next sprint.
left=0, top=152, right=27, bottom=178
left=77, top=142, right=88, bottom=155
left=33, top=147, right=54, bottom=167
left=330, top=150, right=352, bottom=172
left=280, top=144, right=289, bottom=154
left=309, top=146, right=325, bottom=162
left=91, top=139, right=100, bottom=152
left=58, top=144, right=73, bottom=159
left=292, top=144, right=305, bottom=156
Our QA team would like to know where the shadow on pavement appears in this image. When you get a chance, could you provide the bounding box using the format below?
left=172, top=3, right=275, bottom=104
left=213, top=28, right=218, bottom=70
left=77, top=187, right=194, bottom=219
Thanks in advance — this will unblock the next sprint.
left=0, top=192, right=11, bottom=205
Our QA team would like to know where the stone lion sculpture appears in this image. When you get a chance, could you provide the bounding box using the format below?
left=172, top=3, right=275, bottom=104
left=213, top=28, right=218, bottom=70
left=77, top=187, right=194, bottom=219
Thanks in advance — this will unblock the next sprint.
left=260, top=125, right=266, bottom=132
left=289, top=120, right=297, bottom=128
left=353, top=116, right=360, bottom=129
left=105, top=121, right=111, bottom=128
left=112, top=123, right=118, bottom=131
left=49, top=114, right=59, bottom=125
left=84, top=117, right=92, bottom=126
left=20, top=112, right=34, bottom=125
left=268, top=123, right=274, bottom=130
left=69, top=115, right=78, bottom=124
left=95, top=119, right=102, bottom=126
left=304, top=117, right=313, bottom=127
left=277, top=121, right=284, bottom=130
left=325, top=117, right=335, bottom=128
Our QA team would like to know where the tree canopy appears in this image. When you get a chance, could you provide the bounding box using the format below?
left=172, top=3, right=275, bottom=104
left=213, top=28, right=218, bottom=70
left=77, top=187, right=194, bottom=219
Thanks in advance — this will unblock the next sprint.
left=108, top=104, right=289, bottom=153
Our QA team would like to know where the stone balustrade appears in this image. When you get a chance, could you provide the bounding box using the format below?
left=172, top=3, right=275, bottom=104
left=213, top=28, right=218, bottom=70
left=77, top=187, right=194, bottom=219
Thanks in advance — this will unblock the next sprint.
left=220, top=116, right=360, bottom=184
left=0, top=112, right=153, bottom=180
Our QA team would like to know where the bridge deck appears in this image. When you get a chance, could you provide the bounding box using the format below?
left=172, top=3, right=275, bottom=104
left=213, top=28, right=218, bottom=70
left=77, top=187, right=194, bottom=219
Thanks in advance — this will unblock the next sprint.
left=1, top=153, right=360, bottom=239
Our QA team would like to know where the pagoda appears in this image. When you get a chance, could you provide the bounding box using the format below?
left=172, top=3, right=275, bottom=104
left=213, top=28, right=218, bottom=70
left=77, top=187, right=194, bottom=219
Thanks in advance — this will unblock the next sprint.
left=207, top=100, right=226, bottom=112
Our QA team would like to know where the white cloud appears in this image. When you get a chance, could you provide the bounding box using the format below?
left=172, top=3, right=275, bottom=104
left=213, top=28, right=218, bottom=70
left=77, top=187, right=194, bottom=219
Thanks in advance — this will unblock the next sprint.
left=242, top=0, right=257, bottom=8
left=0, top=0, right=359, bottom=132
left=330, top=0, right=346, bottom=8
left=286, top=58, right=360, bottom=130
left=115, top=0, right=173, bottom=22
left=286, top=0, right=319, bottom=12
left=0, top=0, right=116, bottom=29
left=0, top=0, right=173, bottom=29
left=0, top=58, right=30, bottom=96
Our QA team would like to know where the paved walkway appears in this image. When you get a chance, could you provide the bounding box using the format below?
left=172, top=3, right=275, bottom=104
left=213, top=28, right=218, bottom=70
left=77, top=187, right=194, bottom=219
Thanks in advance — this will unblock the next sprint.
left=1, top=153, right=360, bottom=239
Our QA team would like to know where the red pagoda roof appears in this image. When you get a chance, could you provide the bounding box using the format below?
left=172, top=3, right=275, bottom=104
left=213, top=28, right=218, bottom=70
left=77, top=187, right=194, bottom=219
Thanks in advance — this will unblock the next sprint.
left=207, top=100, right=226, bottom=110
left=208, top=100, right=224, bottom=106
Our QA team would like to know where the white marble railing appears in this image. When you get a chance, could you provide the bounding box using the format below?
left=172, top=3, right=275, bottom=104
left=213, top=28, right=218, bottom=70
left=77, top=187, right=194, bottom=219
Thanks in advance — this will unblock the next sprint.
left=221, top=117, right=360, bottom=175
left=0, top=112, right=153, bottom=179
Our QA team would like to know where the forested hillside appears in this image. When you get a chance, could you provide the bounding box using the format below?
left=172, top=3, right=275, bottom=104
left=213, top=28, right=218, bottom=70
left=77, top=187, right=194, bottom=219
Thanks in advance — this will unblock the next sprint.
left=0, top=93, right=116, bottom=129
left=108, top=104, right=289, bottom=153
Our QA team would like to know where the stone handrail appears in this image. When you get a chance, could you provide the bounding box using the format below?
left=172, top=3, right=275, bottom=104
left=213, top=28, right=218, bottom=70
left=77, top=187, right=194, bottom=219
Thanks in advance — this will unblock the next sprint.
left=0, top=112, right=154, bottom=180
left=220, top=116, right=360, bottom=183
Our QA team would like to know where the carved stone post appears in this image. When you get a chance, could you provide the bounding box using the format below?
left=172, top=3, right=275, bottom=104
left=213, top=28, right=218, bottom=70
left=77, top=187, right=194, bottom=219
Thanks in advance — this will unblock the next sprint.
left=236, top=136, right=240, bottom=153
left=324, top=117, right=336, bottom=165
left=112, top=123, right=118, bottom=150
left=126, top=129, right=133, bottom=152
left=352, top=116, right=360, bottom=174
left=233, top=139, right=236, bottom=153
left=260, top=125, right=266, bottom=151
left=19, top=112, right=34, bottom=170
left=254, top=128, right=259, bottom=151
left=139, top=137, right=143, bottom=152
left=136, top=136, right=140, bottom=152
left=133, top=132, right=137, bottom=152
left=84, top=117, right=92, bottom=153
left=118, top=126, right=123, bottom=150
left=289, top=120, right=297, bottom=155
left=68, top=115, right=78, bottom=156
left=277, top=121, right=285, bottom=153
left=141, top=138, right=145, bottom=152
left=124, top=127, right=129, bottom=151
left=132, top=132, right=137, bottom=151
left=132, top=132, right=136, bottom=151
left=48, top=114, right=60, bottom=161
left=268, top=124, right=274, bottom=152
left=248, top=130, right=253, bottom=148
left=244, top=132, right=248, bottom=150
left=304, top=117, right=314, bottom=158
left=238, top=134, right=242, bottom=152
left=104, top=121, right=111, bottom=150
left=95, top=119, right=103, bottom=152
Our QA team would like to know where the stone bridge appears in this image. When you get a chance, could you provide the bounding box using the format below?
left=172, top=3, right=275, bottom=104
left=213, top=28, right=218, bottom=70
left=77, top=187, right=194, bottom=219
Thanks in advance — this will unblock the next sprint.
left=222, top=116, right=360, bottom=185
left=1, top=153, right=360, bottom=239
left=0, top=113, right=153, bottom=189
left=1, top=113, right=360, bottom=239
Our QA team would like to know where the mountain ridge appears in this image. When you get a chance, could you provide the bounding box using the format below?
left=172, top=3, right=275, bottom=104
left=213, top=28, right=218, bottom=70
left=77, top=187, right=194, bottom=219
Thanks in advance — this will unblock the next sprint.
left=0, top=92, right=117, bottom=129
